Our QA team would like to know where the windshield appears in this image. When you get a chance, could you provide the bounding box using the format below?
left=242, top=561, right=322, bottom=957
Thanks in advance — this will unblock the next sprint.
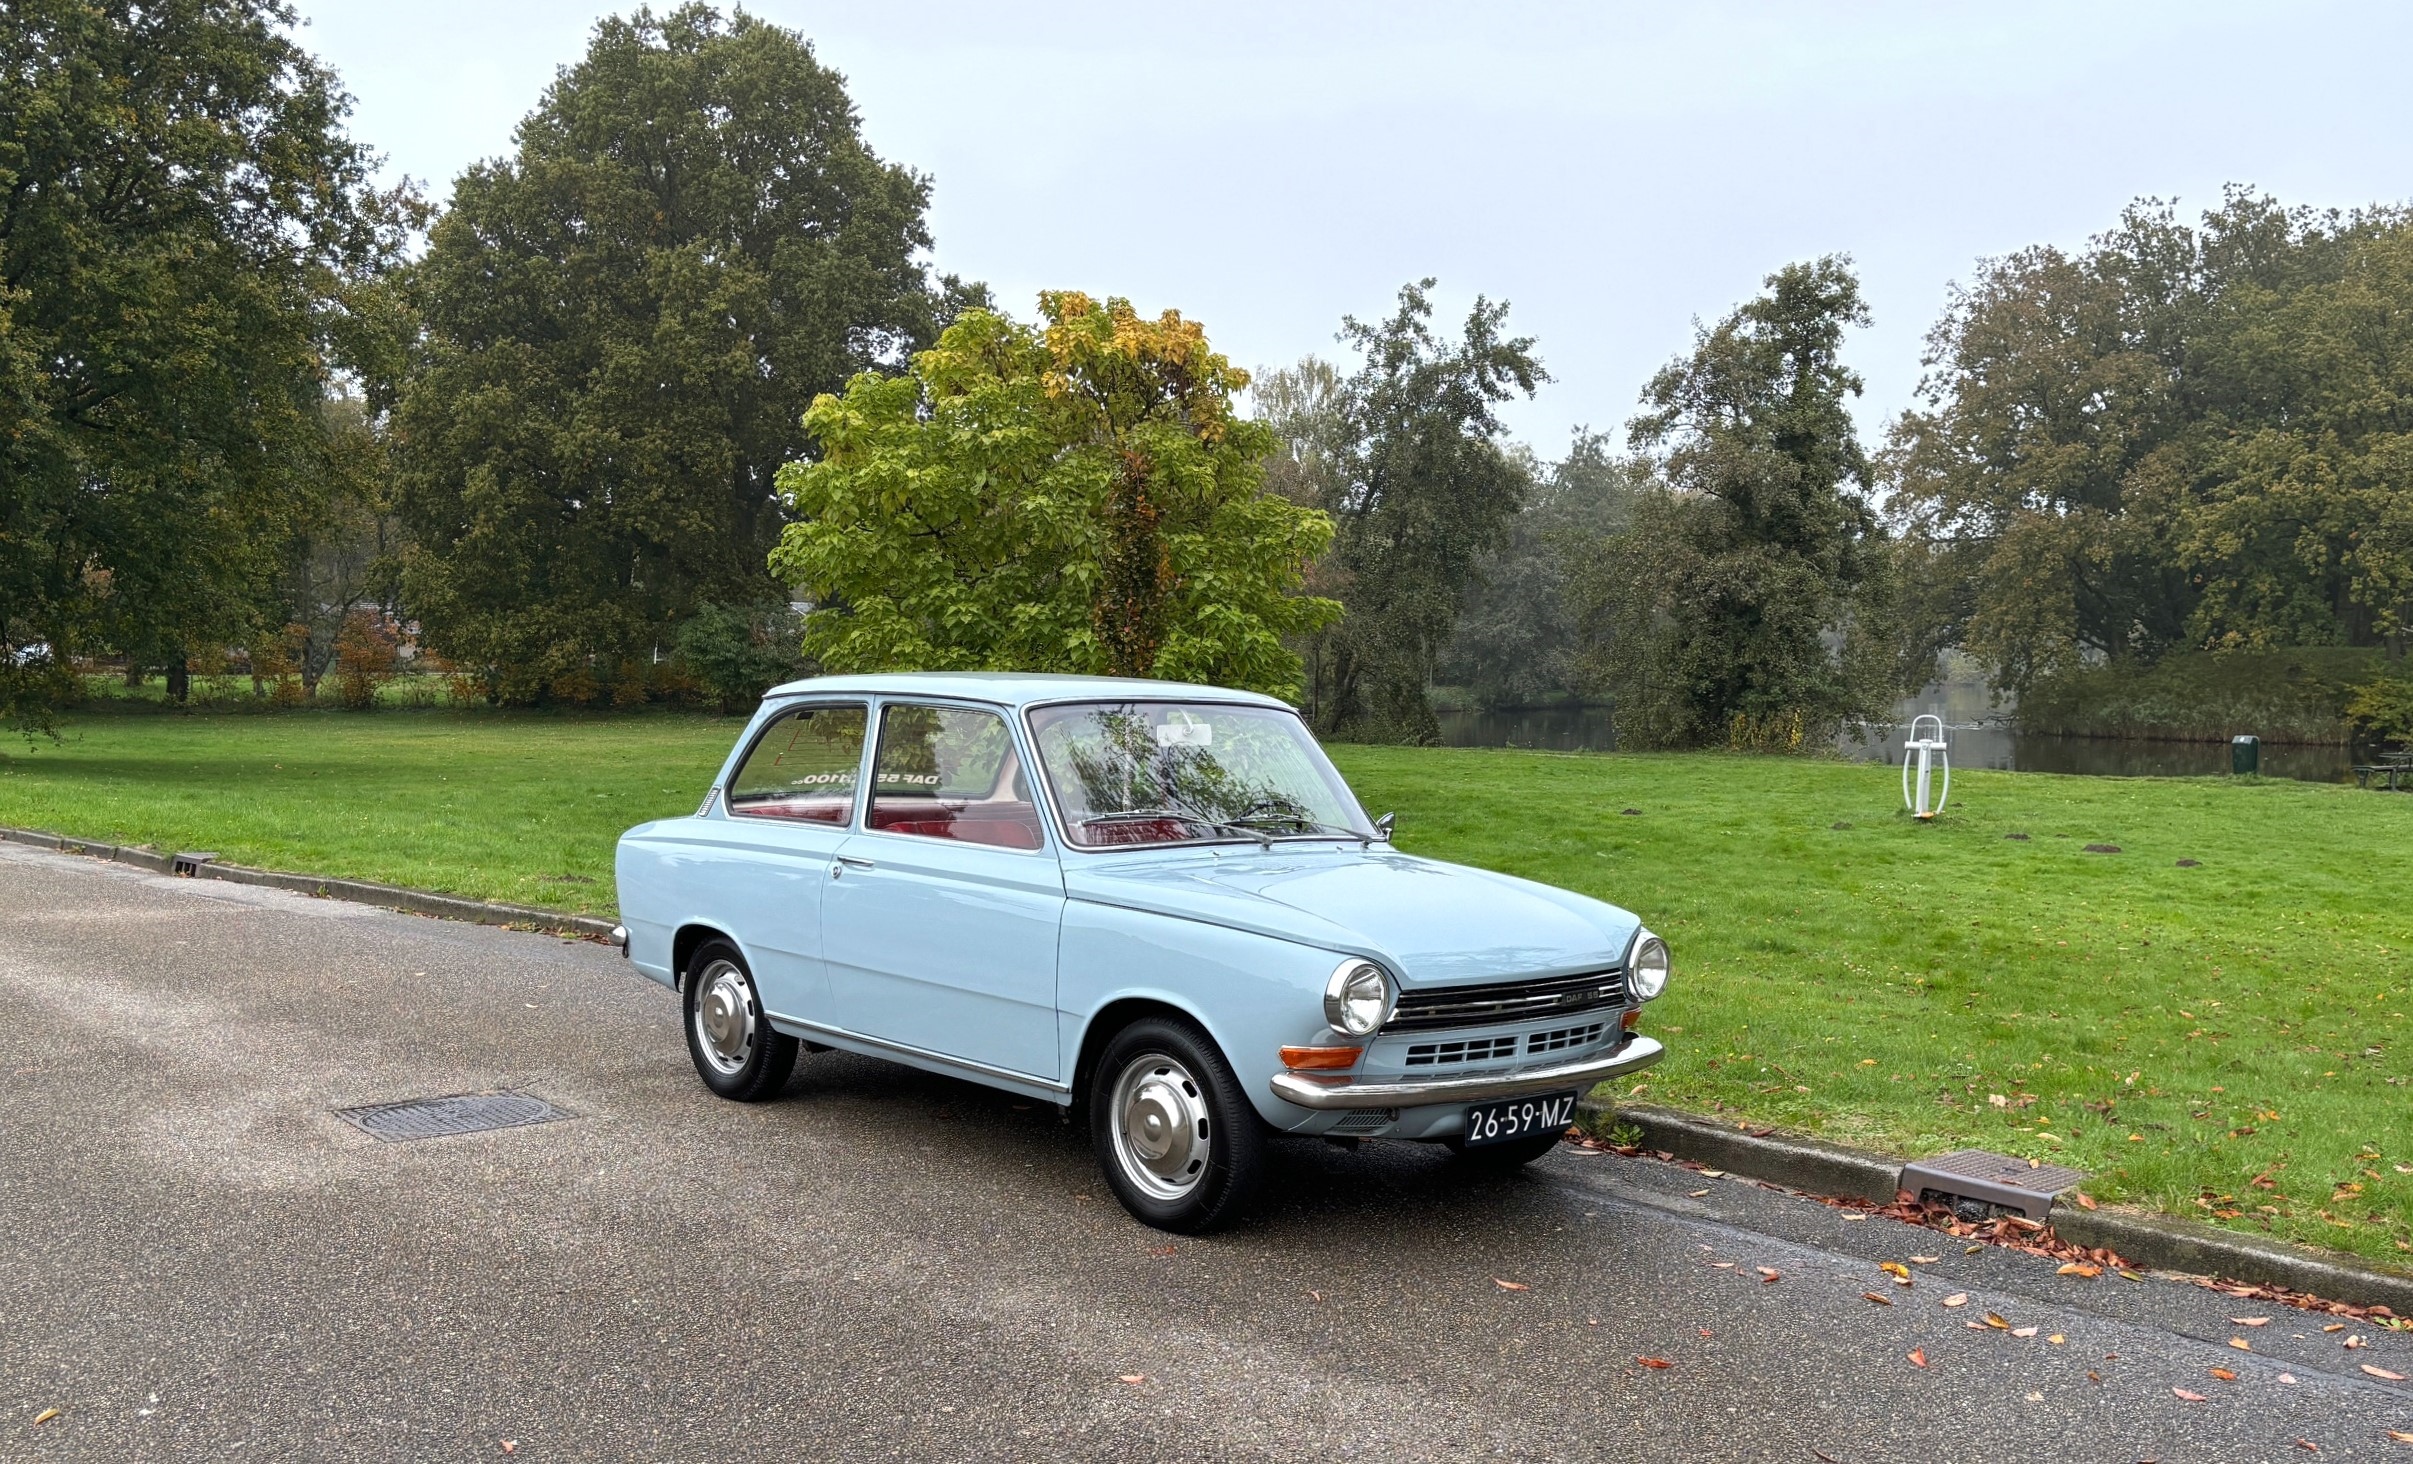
left=1028, top=701, right=1375, bottom=849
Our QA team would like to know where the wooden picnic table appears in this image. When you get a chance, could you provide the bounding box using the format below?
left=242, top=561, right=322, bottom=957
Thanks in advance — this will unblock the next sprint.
left=2355, top=753, right=2413, bottom=790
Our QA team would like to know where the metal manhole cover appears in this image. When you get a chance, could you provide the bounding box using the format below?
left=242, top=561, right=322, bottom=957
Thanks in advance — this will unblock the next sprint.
left=338, top=1092, right=566, bottom=1142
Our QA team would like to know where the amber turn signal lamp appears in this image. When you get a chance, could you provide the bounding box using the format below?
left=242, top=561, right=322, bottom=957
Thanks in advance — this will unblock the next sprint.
left=1279, top=1045, right=1363, bottom=1072
left=1621, top=1009, right=1642, bottom=1031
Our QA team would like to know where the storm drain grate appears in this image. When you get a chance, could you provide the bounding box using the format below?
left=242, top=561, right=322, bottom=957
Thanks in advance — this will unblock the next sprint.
left=338, top=1092, right=566, bottom=1142
left=1897, top=1148, right=2088, bottom=1222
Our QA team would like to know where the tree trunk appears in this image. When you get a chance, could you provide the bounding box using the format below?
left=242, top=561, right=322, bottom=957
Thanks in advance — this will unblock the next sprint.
left=165, top=652, right=189, bottom=703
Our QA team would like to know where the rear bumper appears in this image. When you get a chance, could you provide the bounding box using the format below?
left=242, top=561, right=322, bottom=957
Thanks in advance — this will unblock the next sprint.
left=1268, top=1035, right=1665, bottom=1111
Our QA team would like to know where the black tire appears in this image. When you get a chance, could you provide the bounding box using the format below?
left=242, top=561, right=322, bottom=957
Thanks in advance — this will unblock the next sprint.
left=1089, top=1016, right=1266, bottom=1234
left=682, top=939, right=797, bottom=1102
left=1444, top=1127, right=1569, bottom=1170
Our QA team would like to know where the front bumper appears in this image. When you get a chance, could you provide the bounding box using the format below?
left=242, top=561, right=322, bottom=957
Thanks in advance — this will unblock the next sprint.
left=1268, top=1034, right=1665, bottom=1111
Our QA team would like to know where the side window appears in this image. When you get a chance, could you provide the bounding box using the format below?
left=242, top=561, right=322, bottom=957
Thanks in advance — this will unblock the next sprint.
left=867, top=704, right=1044, bottom=851
left=727, top=704, right=868, bottom=824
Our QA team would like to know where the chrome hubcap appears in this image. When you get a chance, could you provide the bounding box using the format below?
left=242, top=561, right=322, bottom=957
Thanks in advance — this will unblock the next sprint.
left=693, top=961, right=755, bottom=1076
left=1110, top=1053, right=1211, bottom=1201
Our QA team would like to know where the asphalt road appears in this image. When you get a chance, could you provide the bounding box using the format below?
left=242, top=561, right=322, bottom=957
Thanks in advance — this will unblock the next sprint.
left=3, top=842, right=2409, bottom=1463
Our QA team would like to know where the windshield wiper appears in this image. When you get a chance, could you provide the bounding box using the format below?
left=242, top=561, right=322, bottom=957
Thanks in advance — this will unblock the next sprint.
left=1227, top=812, right=1374, bottom=846
left=1076, top=809, right=1271, bottom=848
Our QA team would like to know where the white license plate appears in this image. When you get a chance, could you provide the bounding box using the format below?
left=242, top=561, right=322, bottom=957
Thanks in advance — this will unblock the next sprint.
left=1462, top=1090, right=1578, bottom=1148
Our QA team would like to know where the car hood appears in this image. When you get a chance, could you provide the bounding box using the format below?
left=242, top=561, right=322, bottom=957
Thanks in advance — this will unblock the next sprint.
left=1061, top=845, right=1639, bottom=986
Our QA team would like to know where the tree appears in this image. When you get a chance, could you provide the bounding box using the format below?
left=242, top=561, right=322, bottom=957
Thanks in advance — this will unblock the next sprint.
left=1888, top=189, right=2413, bottom=695
left=1436, top=431, right=1640, bottom=710
left=395, top=5, right=969, bottom=703
left=1280, top=282, right=1546, bottom=740
left=1572, top=258, right=1901, bottom=749
left=0, top=0, right=408, bottom=727
left=769, top=295, right=1338, bottom=697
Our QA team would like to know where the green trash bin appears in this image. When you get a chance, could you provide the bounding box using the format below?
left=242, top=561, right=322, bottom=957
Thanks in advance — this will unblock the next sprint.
left=2231, top=734, right=2259, bottom=775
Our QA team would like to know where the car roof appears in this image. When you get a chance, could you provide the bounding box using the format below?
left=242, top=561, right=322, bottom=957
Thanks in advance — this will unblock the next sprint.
left=759, top=671, right=1296, bottom=712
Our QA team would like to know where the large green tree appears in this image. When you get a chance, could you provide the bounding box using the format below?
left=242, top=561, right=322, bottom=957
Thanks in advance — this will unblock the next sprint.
left=1436, top=431, right=1640, bottom=710
left=771, top=295, right=1338, bottom=697
left=0, top=0, right=406, bottom=726
left=396, top=5, right=968, bottom=702
left=1273, top=281, right=1546, bottom=740
left=1572, top=258, right=1902, bottom=749
left=1889, top=189, right=2413, bottom=694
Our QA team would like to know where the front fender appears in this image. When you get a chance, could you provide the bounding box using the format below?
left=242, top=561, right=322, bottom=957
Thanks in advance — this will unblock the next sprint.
left=1058, top=898, right=1342, bottom=1130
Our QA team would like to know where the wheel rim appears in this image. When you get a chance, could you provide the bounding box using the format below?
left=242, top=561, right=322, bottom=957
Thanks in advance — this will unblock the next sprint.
left=693, top=960, right=755, bottom=1076
left=1109, top=1051, right=1212, bottom=1201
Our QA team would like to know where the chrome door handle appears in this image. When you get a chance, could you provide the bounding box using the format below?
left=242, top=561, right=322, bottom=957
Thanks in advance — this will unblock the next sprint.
left=831, top=855, right=875, bottom=878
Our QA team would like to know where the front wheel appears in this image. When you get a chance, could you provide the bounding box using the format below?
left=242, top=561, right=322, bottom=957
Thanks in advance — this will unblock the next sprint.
left=1090, top=1017, right=1265, bottom=1234
left=683, top=940, right=797, bottom=1102
left=1443, top=1127, right=1569, bottom=1170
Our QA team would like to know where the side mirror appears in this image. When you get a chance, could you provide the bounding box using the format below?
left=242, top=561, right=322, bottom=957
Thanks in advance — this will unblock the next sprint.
left=1374, top=812, right=1396, bottom=841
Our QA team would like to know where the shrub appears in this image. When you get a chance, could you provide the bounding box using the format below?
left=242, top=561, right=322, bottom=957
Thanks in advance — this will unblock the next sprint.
left=675, top=602, right=808, bottom=713
left=333, top=612, right=400, bottom=709
left=2346, top=678, right=2413, bottom=749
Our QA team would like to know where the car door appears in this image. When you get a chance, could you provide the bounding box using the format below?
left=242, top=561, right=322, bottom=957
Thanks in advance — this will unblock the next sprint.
left=820, top=700, right=1065, bottom=1081
left=685, top=700, right=870, bottom=1023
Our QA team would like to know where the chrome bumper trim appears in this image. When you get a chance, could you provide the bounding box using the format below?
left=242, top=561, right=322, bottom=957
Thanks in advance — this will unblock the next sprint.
left=1268, top=1035, right=1664, bottom=1110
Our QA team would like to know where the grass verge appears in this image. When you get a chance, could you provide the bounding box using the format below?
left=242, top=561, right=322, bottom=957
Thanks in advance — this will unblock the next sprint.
left=2, top=709, right=2407, bottom=1267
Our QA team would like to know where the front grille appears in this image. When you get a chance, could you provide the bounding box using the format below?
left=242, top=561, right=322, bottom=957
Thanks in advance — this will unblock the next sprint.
left=1404, top=1034, right=1520, bottom=1067
left=1527, top=1021, right=1606, bottom=1055
left=1387, top=968, right=1626, bottom=1032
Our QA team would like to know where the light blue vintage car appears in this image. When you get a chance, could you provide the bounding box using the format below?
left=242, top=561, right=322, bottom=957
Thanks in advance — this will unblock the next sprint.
left=614, top=672, right=1669, bottom=1231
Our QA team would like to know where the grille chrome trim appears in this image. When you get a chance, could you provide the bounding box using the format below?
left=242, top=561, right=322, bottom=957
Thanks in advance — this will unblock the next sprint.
left=1270, top=1035, right=1666, bottom=1110
left=1404, top=1035, right=1520, bottom=1067
left=1385, top=968, right=1626, bottom=1032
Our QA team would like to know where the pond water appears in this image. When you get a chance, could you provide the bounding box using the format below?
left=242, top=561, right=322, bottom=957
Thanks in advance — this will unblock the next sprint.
left=1433, top=703, right=2355, bottom=783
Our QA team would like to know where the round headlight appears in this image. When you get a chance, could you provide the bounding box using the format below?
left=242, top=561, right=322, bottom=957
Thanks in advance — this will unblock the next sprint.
left=1324, top=959, right=1394, bottom=1036
left=1629, top=932, right=1671, bottom=1001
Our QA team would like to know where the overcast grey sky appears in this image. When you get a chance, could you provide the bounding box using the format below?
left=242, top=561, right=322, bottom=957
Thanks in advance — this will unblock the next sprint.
left=296, top=1, right=2413, bottom=454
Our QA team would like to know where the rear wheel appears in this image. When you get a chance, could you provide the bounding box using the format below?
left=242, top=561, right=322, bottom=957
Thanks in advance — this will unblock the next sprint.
left=1090, top=1016, right=1265, bottom=1233
left=683, top=940, right=796, bottom=1102
left=1444, top=1127, right=1569, bottom=1170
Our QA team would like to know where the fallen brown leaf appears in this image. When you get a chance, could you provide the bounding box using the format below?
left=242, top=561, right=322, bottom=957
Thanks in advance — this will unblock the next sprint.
left=1688, top=1189, right=1710, bottom=1197
left=1712, top=1261, right=1735, bottom=1269
left=2386, top=1428, right=2413, bottom=1442
left=1118, top=1374, right=1146, bottom=1385
left=1758, top=1267, right=1783, bottom=1283
left=2210, top=1367, right=2238, bottom=1382
left=1862, top=1291, right=1894, bottom=1306
left=2229, top=1338, right=2253, bottom=1351
left=2230, top=1317, right=2271, bottom=1327
left=32, top=1409, right=58, bottom=1426
left=1942, top=1292, right=1970, bottom=1308
left=1909, top=1254, right=1941, bottom=1264
left=1983, top=1312, right=2012, bottom=1330
left=1880, top=1262, right=1912, bottom=1282
left=2326, top=1323, right=2348, bottom=1332
left=500, top=1446, right=517, bottom=1457
left=2295, top=1441, right=2319, bottom=1453
left=1907, top=1349, right=1927, bottom=1368
left=2011, top=1326, right=2040, bottom=1338
left=1493, top=1279, right=1530, bottom=1292
left=2362, top=1364, right=2407, bottom=1381
left=1812, top=1450, right=1839, bottom=1463
left=2075, top=1191, right=2098, bottom=1210
left=1636, top=1356, right=1673, bottom=1369
left=2057, top=1262, right=2103, bottom=1278
left=2048, top=1334, right=2066, bottom=1345
left=2172, top=1387, right=2208, bottom=1402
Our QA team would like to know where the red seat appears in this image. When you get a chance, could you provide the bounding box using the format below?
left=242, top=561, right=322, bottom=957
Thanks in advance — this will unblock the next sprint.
left=869, top=802, right=1044, bottom=850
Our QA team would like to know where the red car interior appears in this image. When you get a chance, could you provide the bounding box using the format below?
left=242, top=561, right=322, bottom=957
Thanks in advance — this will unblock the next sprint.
left=868, top=799, right=1044, bottom=850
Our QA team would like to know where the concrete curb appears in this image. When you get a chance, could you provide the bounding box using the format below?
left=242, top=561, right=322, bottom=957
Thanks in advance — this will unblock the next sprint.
left=0, top=825, right=616, bottom=942
left=1581, top=1097, right=2413, bottom=1315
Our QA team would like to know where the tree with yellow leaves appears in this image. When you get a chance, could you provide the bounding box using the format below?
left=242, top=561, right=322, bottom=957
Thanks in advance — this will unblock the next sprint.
left=771, top=294, right=1339, bottom=698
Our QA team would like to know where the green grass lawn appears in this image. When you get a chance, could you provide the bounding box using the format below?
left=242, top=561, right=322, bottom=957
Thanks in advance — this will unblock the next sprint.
left=3, top=708, right=2408, bottom=1268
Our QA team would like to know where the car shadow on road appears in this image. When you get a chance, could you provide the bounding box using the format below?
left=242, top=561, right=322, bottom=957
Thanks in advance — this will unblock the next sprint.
left=775, top=1047, right=1589, bottom=1241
